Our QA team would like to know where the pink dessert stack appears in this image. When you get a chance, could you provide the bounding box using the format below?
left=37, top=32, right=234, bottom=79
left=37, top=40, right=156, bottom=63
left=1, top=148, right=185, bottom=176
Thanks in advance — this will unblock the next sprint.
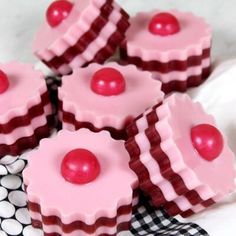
left=23, top=129, right=138, bottom=235
left=33, top=0, right=130, bottom=75
left=121, top=10, right=212, bottom=93
left=0, top=62, right=52, bottom=157
left=125, top=94, right=235, bottom=217
left=58, top=62, right=164, bottom=140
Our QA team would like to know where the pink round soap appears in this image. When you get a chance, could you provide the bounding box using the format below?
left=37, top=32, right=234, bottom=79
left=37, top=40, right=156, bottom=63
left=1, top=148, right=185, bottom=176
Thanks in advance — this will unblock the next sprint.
left=0, top=62, right=52, bottom=157
left=121, top=10, right=212, bottom=93
left=58, top=62, right=164, bottom=140
left=125, top=94, right=235, bottom=217
left=23, top=129, right=138, bottom=235
left=33, top=0, right=130, bottom=75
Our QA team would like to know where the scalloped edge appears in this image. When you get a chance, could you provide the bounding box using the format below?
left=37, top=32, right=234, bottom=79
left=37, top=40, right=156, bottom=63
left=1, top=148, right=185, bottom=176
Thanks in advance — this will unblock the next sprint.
left=27, top=191, right=139, bottom=235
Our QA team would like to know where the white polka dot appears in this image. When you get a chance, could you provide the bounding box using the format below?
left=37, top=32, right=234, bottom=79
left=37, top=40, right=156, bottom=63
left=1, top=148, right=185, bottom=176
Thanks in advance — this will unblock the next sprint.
left=0, top=187, right=8, bottom=201
left=1, top=219, right=23, bottom=235
left=21, top=183, right=25, bottom=192
left=1, top=175, right=22, bottom=190
left=9, top=190, right=27, bottom=207
left=0, top=230, right=7, bottom=236
left=0, top=155, right=17, bottom=165
left=0, top=201, right=15, bottom=218
left=15, top=208, right=31, bottom=225
left=0, top=165, right=7, bottom=175
left=6, top=160, right=25, bottom=174
left=23, top=225, right=43, bottom=236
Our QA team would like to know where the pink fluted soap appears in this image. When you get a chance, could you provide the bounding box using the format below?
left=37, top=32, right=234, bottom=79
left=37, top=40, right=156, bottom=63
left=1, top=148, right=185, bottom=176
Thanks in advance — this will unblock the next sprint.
left=23, top=129, right=138, bottom=235
left=58, top=62, right=164, bottom=140
left=0, top=62, right=52, bottom=157
left=33, top=0, right=130, bottom=75
left=125, top=94, right=235, bottom=217
left=120, top=10, right=212, bottom=93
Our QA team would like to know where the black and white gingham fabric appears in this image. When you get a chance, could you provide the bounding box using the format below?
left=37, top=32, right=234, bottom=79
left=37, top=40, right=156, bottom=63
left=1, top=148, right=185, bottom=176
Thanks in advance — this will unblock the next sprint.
left=45, top=76, right=61, bottom=109
left=131, top=195, right=209, bottom=236
left=0, top=77, right=209, bottom=236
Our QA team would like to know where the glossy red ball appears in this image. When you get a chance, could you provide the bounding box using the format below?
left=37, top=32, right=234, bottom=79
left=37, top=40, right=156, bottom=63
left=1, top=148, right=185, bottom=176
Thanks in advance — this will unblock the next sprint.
left=191, top=124, right=224, bottom=161
left=61, top=149, right=100, bottom=184
left=149, top=12, right=180, bottom=36
left=0, top=70, right=9, bottom=94
left=46, top=0, right=73, bottom=27
left=91, top=68, right=126, bottom=96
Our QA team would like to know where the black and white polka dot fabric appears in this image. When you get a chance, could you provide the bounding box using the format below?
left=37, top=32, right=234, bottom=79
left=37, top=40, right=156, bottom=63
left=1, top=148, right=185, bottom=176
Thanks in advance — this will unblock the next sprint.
left=0, top=153, right=42, bottom=236
left=0, top=77, right=209, bottom=236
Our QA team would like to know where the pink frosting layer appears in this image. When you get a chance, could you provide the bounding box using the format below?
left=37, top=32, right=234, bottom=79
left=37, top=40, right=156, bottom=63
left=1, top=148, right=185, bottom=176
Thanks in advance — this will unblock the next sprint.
left=33, top=0, right=107, bottom=58
left=59, top=62, right=164, bottom=130
left=0, top=62, right=48, bottom=123
left=23, top=129, right=138, bottom=224
left=125, top=10, right=212, bottom=61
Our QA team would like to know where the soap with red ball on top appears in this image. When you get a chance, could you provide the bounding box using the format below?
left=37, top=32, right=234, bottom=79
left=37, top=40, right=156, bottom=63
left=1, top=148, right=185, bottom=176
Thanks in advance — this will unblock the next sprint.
left=120, top=10, right=212, bottom=93
left=23, top=129, right=138, bottom=235
left=33, top=0, right=130, bottom=75
left=58, top=62, right=164, bottom=140
left=125, top=94, right=235, bottom=217
left=0, top=62, right=53, bottom=158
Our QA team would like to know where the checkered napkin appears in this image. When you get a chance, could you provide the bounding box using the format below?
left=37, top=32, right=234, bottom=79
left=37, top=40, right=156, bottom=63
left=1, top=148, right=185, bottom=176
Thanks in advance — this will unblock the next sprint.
left=0, top=77, right=209, bottom=236
left=131, top=195, right=208, bottom=236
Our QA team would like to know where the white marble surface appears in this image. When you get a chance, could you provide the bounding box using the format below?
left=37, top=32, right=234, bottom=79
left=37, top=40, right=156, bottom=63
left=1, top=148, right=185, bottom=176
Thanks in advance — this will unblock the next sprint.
left=0, top=1, right=235, bottom=236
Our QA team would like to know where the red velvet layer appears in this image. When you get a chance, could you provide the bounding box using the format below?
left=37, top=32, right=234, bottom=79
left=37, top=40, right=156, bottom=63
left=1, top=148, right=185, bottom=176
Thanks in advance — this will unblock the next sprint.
left=26, top=189, right=139, bottom=234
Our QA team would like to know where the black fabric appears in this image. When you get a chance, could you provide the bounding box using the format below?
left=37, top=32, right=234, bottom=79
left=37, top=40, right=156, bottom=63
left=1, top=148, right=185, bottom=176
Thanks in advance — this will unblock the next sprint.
left=131, top=195, right=209, bottom=236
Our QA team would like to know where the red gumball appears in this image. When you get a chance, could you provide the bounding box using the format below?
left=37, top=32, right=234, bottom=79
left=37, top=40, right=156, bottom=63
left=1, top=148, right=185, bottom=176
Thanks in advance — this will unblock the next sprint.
left=191, top=124, right=224, bottom=161
left=149, top=12, right=180, bottom=36
left=91, top=68, right=126, bottom=96
left=46, top=0, right=73, bottom=27
left=0, top=70, right=9, bottom=94
left=61, top=149, right=100, bottom=184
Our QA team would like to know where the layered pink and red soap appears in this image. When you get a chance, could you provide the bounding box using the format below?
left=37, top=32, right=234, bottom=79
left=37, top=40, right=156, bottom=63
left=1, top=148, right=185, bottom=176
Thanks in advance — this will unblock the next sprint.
left=120, top=10, right=212, bottom=93
left=23, top=129, right=138, bottom=236
left=125, top=94, right=235, bottom=217
left=0, top=62, right=52, bottom=157
left=58, top=62, right=164, bottom=140
left=33, top=0, right=130, bottom=75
